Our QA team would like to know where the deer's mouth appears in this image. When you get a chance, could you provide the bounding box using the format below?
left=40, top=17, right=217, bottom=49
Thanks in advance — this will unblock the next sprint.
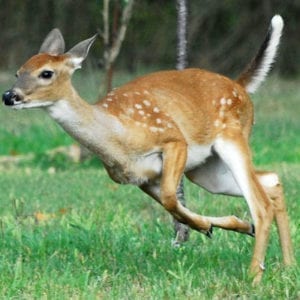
left=11, top=100, right=53, bottom=109
left=2, top=90, right=52, bottom=109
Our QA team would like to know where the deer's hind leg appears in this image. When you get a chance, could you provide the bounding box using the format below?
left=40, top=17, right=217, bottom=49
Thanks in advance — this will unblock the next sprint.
left=212, top=135, right=277, bottom=283
left=186, top=152, right=294, bottom=279
left=257, top=171, right=295, bottom=266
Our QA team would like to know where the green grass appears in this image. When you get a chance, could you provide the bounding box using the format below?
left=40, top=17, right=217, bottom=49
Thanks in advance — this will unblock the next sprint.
left=0, top=71, right=299, bottom=299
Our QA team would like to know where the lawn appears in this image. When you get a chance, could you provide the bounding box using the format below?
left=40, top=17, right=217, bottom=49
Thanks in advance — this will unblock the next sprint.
left=0, top=70, right=299, bottom=299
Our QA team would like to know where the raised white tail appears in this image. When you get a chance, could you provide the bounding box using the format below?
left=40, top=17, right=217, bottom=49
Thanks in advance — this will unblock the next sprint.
left=237, top=15, right=284, bottom=93
left=2, top=15, right=294, bottom=284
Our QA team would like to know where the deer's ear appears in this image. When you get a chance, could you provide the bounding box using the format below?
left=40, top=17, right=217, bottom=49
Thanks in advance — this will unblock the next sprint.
left=39, top=28, right=65, bottom=55
left=66, top=34, right=98, bottom=70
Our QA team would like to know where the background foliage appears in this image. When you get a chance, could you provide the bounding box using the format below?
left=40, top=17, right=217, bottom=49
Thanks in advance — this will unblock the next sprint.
left=0, top=0, right=299, bottom=76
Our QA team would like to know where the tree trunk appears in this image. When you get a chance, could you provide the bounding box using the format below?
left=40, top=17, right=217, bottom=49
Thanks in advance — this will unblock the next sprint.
left=173, top=0, right=190, bottom=245
left=176, top=0, right=188, bottom=70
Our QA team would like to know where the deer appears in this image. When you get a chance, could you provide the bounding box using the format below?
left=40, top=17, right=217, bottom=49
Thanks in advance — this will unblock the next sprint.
left=2, top=15, right=294, bottom=284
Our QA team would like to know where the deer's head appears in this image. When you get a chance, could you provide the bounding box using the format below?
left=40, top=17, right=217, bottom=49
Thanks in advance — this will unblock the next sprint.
left=2, top=29, right=97, bottom=109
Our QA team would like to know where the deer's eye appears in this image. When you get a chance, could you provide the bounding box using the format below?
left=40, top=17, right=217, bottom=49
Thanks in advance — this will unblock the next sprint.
left=39, top=70, right=54, bottom=79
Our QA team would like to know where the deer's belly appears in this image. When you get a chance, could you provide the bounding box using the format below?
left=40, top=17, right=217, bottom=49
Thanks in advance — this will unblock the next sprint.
left=105, top=152, right=163, bottom=186
left=185, top=144, right=213, bottom=171
left=105, top=144, right=213, bottom=186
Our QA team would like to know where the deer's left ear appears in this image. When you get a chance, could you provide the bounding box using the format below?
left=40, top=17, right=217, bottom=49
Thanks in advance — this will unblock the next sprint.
left=66, top=34, right=98, bottom=70
left=39, top=28, right=65, bottom=55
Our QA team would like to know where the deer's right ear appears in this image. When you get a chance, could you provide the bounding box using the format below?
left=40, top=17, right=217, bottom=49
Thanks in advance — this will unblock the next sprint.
left=66, top=34, right=98, bottom=70
left=39, top=28, right=65, bottom=55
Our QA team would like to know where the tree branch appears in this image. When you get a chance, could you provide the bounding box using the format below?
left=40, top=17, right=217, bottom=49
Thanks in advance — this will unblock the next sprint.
left=109, top=0, right=134, bottom=65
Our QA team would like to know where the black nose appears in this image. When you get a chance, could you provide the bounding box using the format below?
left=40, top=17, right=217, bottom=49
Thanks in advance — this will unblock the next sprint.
left=2, top=90, right=20, bottom=106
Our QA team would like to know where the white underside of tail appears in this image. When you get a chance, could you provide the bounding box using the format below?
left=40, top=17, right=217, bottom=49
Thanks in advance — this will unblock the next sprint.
left=246, top=15, right=284, bottom=94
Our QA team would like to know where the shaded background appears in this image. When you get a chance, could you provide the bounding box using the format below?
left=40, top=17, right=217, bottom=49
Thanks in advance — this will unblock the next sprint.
left=0, top=0, right=299, bottom=77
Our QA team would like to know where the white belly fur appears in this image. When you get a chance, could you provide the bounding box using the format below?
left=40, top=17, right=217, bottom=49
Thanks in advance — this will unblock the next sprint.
left=127, top=144, right=212, bottom=186
left=185, top=144, right=213, bottom=171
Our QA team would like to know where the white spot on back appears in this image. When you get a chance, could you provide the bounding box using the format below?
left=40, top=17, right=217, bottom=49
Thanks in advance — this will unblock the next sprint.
left=219, top=111, right=225, bottom=118
left=220, top=98, right=226, bottom=105
left=102, top=103, right=108, bottom=108
left=143, top=100, right=151, bottom=106
left=214, top=119, right=221, bottom=127
left=156, top=118, right=162, bottom=124
left=138, top=110, right=145, bottom=116
left=106, top=98, right=113, bottom=102
left=227, top=98, right=232, bottom=105
left=153, top=107, right=160, bottom=113
left=135, top=104, right=143, bottom=109
left=149, top=126, right=158, bottom=133
left=127, top=108, right=134, bottom=115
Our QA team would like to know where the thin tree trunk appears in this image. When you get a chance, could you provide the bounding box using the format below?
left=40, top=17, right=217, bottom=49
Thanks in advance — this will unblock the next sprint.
left=173, top=0, right=190, bottom=246
left=106, top=1, right=121, bottom=93
left=100, top=0, right=134, bottom=95
left=176, top=0, right=188, bottom=70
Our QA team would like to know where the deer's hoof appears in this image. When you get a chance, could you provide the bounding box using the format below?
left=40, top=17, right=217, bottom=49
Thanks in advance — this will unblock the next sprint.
left=247, top=224, right=255, bottom=237
left=205, top=225, right=213, bottom=238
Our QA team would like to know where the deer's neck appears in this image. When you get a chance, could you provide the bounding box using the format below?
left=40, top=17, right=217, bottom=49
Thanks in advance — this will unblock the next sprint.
left=46, top=90, right=125, bottom=164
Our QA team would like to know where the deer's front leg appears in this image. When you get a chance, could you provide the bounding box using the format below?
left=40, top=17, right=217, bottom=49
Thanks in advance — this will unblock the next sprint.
left=159, top=142, right=212, bottom=234
left=140, top=177, right=190, bottom=245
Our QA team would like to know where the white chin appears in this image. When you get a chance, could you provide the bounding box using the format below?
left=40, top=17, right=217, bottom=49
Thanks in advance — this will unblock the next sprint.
left=12, top=101, right=53, bottom=109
